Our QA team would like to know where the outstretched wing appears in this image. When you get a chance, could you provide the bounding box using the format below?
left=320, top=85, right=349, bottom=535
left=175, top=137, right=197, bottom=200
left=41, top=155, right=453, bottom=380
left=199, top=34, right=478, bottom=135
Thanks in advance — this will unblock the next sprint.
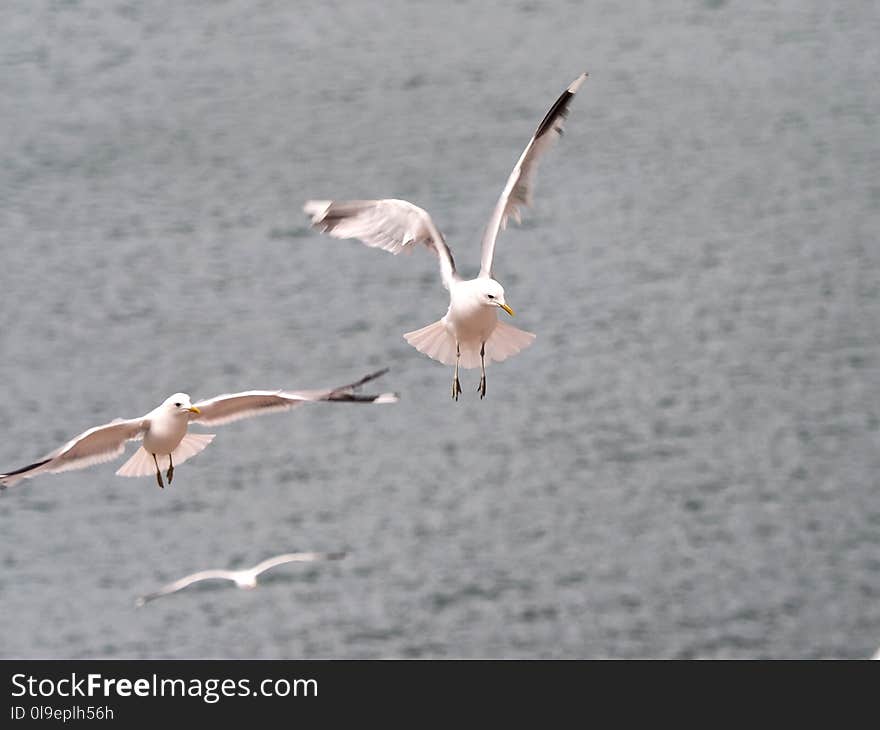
left=479, top=73, right=588, bottom=278
left=135, top=570, right=238, bottom=605
left=190, top=369, right=398, bottom=427
left=304, top=198, right=459, bottom=290
left=253, top=551, right=347, bottom=576
left=1, top=417, right=148, bottom=489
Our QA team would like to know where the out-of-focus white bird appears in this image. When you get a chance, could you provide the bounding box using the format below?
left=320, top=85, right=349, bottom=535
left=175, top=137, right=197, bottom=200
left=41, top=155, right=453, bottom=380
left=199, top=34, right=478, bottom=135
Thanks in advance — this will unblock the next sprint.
left=135, top=551, right=346, bottom=605
left=304, top=73, right=588, bottom=399
left=0, top=370, right=397, bottom=490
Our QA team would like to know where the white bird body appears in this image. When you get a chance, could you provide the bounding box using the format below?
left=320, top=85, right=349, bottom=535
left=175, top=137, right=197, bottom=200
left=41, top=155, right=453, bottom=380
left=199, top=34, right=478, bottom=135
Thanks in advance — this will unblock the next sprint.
left=141, top=396, right=194, bottom=456
left=236, top=575, right=259, bottom=590
left=135, top=551, right=346, bottom=605
left=114, top=394, right=216, bottom=483
left=304, top=73, right=587, bottom=399
left=444, top=307, right=496, bottom=352
left=429, top=277, right=536, bottom=372
left=445, top=278, right=504, bottom=346
left=0, top=370, right=397, bottom=489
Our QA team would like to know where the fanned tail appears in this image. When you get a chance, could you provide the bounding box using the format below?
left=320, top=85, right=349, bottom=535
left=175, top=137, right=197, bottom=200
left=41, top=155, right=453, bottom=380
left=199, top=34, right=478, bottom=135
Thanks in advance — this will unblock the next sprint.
left=484, top=321, right=535, bottom=365
left=170, top=433, right=216, bottom=466
left=404, top=319, right=535, bottom=369
left=115, top=434, right=216, bottom=478
left=403, top=319, right=458, bottom=366
left=115, top=447, right=158, bottom=478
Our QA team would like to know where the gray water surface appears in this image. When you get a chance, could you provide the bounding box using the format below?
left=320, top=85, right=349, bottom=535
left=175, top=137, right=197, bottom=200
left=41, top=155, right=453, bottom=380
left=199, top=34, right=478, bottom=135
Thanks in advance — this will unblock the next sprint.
left=1, top=1, right=878, bottom=658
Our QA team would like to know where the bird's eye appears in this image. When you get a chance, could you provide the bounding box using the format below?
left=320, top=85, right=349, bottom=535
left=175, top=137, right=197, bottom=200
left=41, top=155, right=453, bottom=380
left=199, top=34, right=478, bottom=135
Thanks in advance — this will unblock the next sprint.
left=174, top=402, right=182, bottom=407
left=488, top=294, right=495, bottom=299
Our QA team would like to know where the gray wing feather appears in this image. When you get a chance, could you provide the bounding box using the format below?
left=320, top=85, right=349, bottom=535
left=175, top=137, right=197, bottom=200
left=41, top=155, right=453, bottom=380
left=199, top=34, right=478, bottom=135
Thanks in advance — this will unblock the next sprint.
left=1, top=417, right=147, bottom=488
left=252, top=551, right=347, bottom=575
left=304, top=198, right=459, bottom=290
left=190, top=370, right=397, bottom=427
left=479, top=73, right=588, bottom=278
left=136, top=570, right=238, bottom=605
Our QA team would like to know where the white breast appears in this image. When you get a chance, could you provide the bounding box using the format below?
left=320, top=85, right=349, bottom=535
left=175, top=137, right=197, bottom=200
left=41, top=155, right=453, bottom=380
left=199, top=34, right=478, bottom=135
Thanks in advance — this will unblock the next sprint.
left=143, top=410, right=189, bottom=454
left=444, top=280, right=499, bottom=345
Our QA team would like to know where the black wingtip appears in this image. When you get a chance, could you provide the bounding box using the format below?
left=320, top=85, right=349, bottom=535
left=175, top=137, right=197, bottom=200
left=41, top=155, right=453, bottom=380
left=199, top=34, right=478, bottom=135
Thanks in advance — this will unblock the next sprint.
left=359, top=367, right=390, bottom=383
left=534, top=90, right=575, bottom=140
left=326, top=368, right=396, bottom=403
left=2, top=458, right=51, bottom=478
left=534, top=74, right=588, bottom=140
left=1, top=457, right=52, bottom=488
left=336, top=368, right=391, bottom=392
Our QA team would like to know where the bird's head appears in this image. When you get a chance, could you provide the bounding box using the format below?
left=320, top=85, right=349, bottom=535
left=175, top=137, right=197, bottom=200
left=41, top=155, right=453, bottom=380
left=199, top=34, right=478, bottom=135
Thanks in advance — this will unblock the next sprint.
left=479, top=279, right=514, bottom=317
left=162, top=393, right=201, bottom=418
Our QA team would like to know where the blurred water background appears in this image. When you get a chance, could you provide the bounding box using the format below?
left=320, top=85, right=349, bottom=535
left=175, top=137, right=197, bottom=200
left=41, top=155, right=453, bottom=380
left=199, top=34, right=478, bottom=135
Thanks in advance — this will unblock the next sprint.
left=0, top=0, right=878, bottom=658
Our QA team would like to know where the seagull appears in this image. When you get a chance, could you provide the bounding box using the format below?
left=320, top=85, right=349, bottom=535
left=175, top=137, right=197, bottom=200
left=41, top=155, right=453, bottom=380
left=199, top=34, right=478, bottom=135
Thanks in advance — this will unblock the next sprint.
left=0, top=370, right=397, bottom=490
left=304, top=73, right=588, bottom=400
left=135, top=551, right=347, bottom=605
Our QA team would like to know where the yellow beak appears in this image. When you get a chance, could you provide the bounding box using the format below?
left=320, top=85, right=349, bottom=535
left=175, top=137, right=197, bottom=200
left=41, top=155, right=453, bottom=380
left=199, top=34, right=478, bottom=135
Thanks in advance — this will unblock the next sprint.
left=187, top=406, right=201, bottom=415
left=499, top=302, right=515, bottom=317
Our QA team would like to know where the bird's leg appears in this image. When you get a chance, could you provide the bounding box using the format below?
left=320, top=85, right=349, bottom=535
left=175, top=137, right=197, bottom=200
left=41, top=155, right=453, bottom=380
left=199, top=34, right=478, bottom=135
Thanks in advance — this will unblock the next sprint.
left=166, top=452, right=174, bottom=485
left=480, top=347, right=487, bottom=398
left=153, top=453, right=165, bottom=489
left=452, top=343, right=462, bottom=401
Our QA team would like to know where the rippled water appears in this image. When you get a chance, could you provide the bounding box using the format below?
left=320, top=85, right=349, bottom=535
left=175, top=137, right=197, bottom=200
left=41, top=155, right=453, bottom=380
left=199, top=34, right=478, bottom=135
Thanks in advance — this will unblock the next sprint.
left=1, top=1, right=878, bottom=658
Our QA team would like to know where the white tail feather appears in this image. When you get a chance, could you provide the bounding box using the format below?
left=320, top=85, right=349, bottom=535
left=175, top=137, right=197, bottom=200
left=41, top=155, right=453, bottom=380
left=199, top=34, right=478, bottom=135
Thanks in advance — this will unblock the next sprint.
left=484, top=320, right=536, bottom=364
left=115, top=433, right=216, bottom=478
left=403, top=319, right=458, bottom=366
left=115, top=447, right=158, bottom=478
left=404, top=319, right=535, bottom=369
left=170, top=432, right=216, bottom=465
left=457, top=345, right=482, bottom=369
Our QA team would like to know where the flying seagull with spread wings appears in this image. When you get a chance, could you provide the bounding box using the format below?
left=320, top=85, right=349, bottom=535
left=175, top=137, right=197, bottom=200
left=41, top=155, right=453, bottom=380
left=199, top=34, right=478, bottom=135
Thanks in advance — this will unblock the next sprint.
left=135, top=551, right=346, bottom=605
left=304, top=73, right=588, bottom=400
left=0, top=370, right=397, bottom=490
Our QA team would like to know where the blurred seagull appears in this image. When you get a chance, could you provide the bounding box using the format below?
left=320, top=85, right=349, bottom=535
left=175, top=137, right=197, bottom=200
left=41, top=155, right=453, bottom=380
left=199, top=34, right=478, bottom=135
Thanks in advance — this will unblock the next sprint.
left=135, top=551, right=346, bottom=605
left=304, top=73, right=588, bottom=400
left=0, top=370, right=397, bottom=490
